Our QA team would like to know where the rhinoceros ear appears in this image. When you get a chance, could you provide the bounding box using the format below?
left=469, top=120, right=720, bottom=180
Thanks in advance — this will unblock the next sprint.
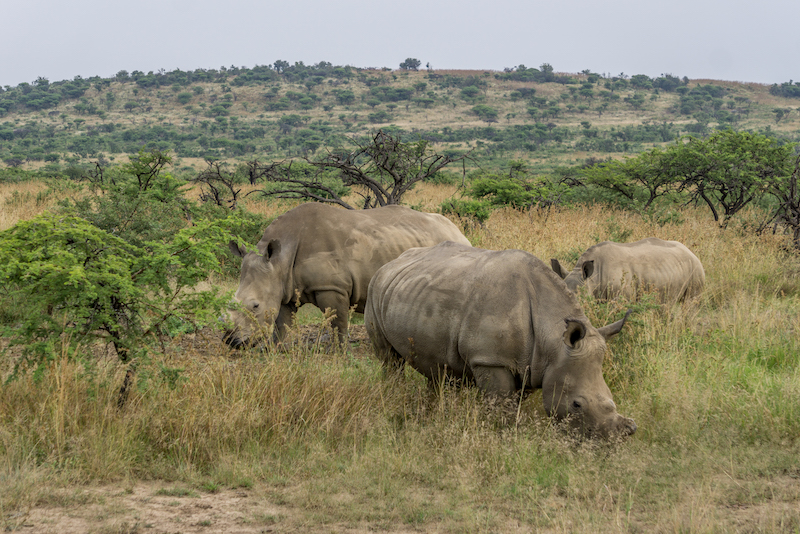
left=229, top=240, right=247, bottom=258
left=597, top=309, right=632, bottom=341
left=581, top=260, right=595, bottom=280
left=551, top=258, right=567, bottom=279
left=265, top=239, right=281, bottom=259
left=563, top=319, right=587, bottom=348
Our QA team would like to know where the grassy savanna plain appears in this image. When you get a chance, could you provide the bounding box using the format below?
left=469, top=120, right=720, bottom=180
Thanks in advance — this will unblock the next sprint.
left=2, top=180, right=800, bottom=533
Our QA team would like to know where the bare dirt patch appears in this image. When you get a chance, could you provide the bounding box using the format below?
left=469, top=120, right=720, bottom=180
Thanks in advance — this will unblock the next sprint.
left=10, top=481, right=438, bottom=534
left=11, top=482, right=296, bottom=534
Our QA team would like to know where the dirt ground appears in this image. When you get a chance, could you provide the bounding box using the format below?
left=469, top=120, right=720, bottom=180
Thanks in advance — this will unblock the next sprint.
left=10, top=478, right=800, bottom=534
left=6, top=480, right=433, bottom=534
left=10, top=482, right=283, bottom=534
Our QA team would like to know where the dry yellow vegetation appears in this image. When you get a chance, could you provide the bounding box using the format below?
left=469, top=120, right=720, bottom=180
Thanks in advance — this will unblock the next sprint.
left=2, top=180, right=800, bottom=532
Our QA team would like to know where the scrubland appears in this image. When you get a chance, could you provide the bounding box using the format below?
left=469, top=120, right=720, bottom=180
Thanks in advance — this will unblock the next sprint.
left=1, top=182, right=800, bottom=532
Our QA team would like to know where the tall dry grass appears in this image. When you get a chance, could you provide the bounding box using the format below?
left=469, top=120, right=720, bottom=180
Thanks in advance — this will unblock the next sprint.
left=2, top=186, right=800, bottom=531
left=0, top=182, right=59, bottom=231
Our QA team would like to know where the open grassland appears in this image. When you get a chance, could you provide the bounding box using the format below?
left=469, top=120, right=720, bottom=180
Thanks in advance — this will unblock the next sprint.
left=2, top=183, right=800, bottom=532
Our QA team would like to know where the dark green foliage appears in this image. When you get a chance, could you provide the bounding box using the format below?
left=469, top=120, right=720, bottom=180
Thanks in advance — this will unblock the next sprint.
left=652, top=74, right=687, bottom=92
left=59, top=150, right=190, bottom=247
left=369, top=86, right=414, bottom=102
left=471, top=105, right=499, bottom=123
left=769, top=81, right=800, bottom=99
left=399, top=58, right=422, bottom=71
left=441, top=167, right=568, bottom=223
left=440, top=198, right=492, bottom=224
left=469, top=174, right=567, bottom=209
left=496, top=64, right=573, bottom=84
left=368, top=110, right=393, bottom=123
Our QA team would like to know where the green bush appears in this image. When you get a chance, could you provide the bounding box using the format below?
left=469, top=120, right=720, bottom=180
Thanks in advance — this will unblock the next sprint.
left=0, top=212, right=235, bottom=374
left=440, top=198, right=492, bottom=224
left=0, top=149, right=264, bottom=374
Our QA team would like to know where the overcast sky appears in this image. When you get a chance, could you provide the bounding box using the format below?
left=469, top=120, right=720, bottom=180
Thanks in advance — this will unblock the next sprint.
left=2, top=0, right=798, bottom=88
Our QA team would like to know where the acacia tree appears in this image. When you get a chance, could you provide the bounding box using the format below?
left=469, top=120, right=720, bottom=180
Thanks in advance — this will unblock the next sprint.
left=399, top=58, right=422, bottom=71
left=583, top=130, right=795, bottom=226
left=253, top=130, right=472, bottom=209
left=677, top=131, right=793, bottom=225
left=763, top=155, right=800, bottom=247
left=581, top=148, right=679, bottom=210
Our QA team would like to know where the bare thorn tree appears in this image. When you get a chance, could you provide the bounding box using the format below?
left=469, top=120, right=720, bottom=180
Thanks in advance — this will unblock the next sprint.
left=253, top=129, right=473, bottom=209
left=192, top=160, right=244, bottom=209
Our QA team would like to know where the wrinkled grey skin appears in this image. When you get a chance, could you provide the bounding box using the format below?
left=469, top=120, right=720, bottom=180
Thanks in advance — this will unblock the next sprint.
left=365, top=241, right=636, bottom=439
left=225, top=203, right=470, bottom=348
left=551, top=237, right=705, bottom=302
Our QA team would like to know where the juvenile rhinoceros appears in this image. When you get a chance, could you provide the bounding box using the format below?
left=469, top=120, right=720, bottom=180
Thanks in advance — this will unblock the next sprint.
left=550, top=237, right=705, bottom=302
left=365, top=241, right=636, bottom=439
left=225, top=203, right=470, bottom=347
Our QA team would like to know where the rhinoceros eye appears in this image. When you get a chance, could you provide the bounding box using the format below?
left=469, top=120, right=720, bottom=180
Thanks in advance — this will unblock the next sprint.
left=571, top=400, right=583, bottom=411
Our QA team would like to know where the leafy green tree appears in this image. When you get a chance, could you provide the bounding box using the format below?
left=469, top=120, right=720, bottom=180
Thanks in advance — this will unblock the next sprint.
left=581, top=148, right=680, bottom=210
left=0, top=147, right=267, bottom=401
left=399, top=58, right=422, bottom=71
left=624, top=93, right=646, bottom=109
left=460, top=86, right=481, bottom=102
left=773, top=108, right=791, bottom=123
left=583, top=130, right=796, bottom=225
left=278, top=114, right=307, bottom=133
left=333, top=89, right=355, bottom=105
left=471, top=104, right=499, bottom=123
left=539, top=63, right=555, bottom=82
left=679, top=130, right=793, bottom=224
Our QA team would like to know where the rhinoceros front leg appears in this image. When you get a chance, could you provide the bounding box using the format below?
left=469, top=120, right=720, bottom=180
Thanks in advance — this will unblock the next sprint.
left=314, top=290, right=351, bottom=345
left=472, top=364, right=520, bottom=421
left=471, top=364, right=517, bottom=398
left=274, top=304, right=295, bottom=343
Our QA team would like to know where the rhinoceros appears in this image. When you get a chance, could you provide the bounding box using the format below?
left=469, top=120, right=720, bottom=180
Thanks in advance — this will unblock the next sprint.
left=550, top=237, right=705, bottom=302
left=225, top=202, right=470, bottom=347
left=364, top=241, right=636, bottom=439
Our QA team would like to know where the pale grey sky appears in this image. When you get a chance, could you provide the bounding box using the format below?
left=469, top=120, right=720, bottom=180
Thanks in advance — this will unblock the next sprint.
left=2, top=0, right=798, bottom=88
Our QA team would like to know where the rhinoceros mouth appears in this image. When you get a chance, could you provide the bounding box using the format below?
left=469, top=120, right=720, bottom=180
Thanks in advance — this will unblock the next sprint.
left=222, top=329, right=248, bottom=350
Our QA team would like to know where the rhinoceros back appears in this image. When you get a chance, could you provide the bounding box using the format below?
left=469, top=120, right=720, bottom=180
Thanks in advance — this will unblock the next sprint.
left=577, top=237, right=704, bottom=301
left=365, top=241, right=581, bottom=382
left=257, top=203, right=470, bottom=309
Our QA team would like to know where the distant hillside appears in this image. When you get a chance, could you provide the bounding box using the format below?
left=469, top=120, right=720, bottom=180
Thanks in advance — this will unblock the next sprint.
left=1, top=62, right=798, bottom=175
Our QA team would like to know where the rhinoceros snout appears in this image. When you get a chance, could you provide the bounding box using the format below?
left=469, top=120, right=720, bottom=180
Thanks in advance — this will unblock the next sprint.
left=222, top=329, right=246, bottom=350
left=621, top=417, right=637, bottom=436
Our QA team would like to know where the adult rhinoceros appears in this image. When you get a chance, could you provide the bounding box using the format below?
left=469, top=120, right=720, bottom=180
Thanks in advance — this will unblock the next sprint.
left=364, top=241, right=636, bottom=439
left=550, top=237, right=705, bottom=302
left=225, top=203, right=470, bottom=347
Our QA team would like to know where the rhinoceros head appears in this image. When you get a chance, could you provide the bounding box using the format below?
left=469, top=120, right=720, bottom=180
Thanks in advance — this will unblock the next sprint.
left=541, top=312, right=636, bottom=439
left=551, top=258, right=595, bottom=294
left=224, top=239, right=288, bottom=348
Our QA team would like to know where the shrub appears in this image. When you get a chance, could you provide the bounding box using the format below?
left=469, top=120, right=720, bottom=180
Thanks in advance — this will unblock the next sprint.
left=440, top=198, right=492, bottom=224
left=0, top=212, right=235, bottom=373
